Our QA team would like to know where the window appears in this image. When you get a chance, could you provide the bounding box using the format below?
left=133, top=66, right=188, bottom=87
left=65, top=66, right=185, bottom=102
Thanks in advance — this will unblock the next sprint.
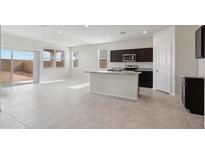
left=43, top=49, right=65, bottom=68
left=98, top=50, right=108, bottom=69
left=43, top=49, right=54, bottom=68
left=72, top=52, right=79, bottom=68
left=43, top=51, right=51, bottom=61
left=56, top=50, right=65, bottom=67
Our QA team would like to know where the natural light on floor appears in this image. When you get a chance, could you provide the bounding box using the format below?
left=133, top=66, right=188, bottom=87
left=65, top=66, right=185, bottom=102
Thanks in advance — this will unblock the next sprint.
left=40, top=80, right=66, bottom=84
left=68, top=83, right=90, bottom=89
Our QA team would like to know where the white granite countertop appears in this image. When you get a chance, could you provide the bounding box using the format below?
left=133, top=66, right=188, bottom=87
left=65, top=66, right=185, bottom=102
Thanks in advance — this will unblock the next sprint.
left=180, top=75, right=204, bottom=79
left=85, top=70, right=142, bottom=75
left=135, top=68, right=153, bottom=72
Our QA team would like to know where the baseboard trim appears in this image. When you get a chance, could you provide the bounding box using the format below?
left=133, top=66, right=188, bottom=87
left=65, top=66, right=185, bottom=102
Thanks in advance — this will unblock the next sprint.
left=153, top=87, right=175, bottom=96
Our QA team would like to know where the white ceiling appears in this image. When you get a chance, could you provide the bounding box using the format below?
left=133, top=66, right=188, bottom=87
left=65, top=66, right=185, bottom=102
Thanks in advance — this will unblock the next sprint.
left=1, top=25, right=169, bottom=47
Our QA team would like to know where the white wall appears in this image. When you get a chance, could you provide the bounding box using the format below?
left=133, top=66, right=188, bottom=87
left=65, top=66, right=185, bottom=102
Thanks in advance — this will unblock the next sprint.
left=70, top=39, right=153, bottom=81
left=1, top=33, right=70, bottom=82
left=198, top=59, right=205, bottom=77
left=175, top=25, right=199, bottom=94
left=153, top=26, right=176, bottom=95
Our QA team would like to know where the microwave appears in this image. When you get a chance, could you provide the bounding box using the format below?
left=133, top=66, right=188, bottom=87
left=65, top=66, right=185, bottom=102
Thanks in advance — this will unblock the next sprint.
left=123, top=54, right=136, bottom=62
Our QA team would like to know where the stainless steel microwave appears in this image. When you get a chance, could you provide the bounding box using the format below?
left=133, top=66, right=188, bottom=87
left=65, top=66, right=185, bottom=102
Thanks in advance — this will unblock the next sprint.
left=123, top=54, right=136, bottom=62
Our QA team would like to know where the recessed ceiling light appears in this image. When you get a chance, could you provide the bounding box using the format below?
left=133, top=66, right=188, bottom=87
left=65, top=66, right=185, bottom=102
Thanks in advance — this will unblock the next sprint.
left=84, top=25, right=88, bottom=27
left=38, top=35, right=43, bottom=39
left=106, top=36, right=110, bottom=39
left=142, top=30, right=147, bottom=34
left=59, top=30, right=63, bottom=34
left=120, top=32, right=127, bottom=35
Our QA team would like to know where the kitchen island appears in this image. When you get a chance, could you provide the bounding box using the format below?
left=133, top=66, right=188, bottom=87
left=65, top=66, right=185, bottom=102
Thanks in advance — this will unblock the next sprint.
left=85, top=70, right=141, bottom=101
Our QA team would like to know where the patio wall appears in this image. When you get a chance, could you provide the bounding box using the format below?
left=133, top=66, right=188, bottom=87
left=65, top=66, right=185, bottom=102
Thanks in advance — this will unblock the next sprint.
left=1, top=59, right=33, bottom=73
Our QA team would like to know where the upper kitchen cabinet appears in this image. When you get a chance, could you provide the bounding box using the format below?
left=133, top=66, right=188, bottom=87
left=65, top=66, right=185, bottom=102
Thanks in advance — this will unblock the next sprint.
left=110, top=48, right=153, bottom=62
left=138, top=48, right=153, bottom=62
left=110, top=50, right=123, bottom=62
left=143, top=48, right=153, bottom=62
left=122, top=49, right=135, bottom=54
left=195, top=25, right=205, bottom=58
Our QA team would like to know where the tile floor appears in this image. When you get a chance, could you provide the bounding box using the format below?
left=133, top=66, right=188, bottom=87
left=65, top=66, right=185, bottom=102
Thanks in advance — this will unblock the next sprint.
left=0, top=79, right=204, bottom=129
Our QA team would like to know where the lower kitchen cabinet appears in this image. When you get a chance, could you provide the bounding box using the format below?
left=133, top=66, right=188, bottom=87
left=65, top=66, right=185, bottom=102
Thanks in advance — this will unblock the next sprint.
left=139, top=71, right=153, bottom=88
left=181, top=77, right=204, bottom=115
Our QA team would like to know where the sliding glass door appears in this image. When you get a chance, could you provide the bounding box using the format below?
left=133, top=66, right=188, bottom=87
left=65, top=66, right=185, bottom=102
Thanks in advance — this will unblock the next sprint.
left=0, top=49, right=12, bottom=84
left=13, top=51, right=34, bottom=84
left=0, top=49, right=34, bottom=85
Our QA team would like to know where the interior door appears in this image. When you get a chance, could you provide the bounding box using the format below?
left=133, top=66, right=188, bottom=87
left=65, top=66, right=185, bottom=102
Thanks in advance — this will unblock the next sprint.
left=156, top=44, right=171, bottom=93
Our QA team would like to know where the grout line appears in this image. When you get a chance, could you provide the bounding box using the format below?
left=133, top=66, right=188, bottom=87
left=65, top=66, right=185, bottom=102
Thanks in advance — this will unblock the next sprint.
left=2, top=111, right=31, bottom=129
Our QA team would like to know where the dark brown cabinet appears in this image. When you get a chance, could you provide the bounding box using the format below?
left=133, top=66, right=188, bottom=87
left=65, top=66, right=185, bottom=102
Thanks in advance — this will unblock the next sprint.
left=139, top=71, right=153, bottom=88
left=135, top=48, right=153, bottom=62
left=142, top=48, right=153, bottom=62
left=110, top=48, right=153, bottom=62
left=110, top=50, right=123, bottom=62
left=195, top=25, right=205, bottom=59
left=181, top=77, right=204, bottom=115
left=135, top=49, right=144, bottom=62
left=123, top=49, right=135, bottom=54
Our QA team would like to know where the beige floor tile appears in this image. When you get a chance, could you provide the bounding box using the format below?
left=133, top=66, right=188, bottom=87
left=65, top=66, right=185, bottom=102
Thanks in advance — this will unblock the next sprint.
left=0, top=112, right=28, bottom=129
left=0, top=79, right=204, bottom=129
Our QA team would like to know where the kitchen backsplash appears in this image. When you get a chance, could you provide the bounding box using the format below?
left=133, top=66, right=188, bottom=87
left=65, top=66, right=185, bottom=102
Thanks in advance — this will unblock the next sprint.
left=108, top=62, right=153, bottom=69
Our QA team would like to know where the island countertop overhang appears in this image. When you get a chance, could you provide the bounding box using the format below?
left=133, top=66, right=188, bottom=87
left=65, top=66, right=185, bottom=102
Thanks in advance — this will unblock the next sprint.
left=85, top=70, right=142, bottom=75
